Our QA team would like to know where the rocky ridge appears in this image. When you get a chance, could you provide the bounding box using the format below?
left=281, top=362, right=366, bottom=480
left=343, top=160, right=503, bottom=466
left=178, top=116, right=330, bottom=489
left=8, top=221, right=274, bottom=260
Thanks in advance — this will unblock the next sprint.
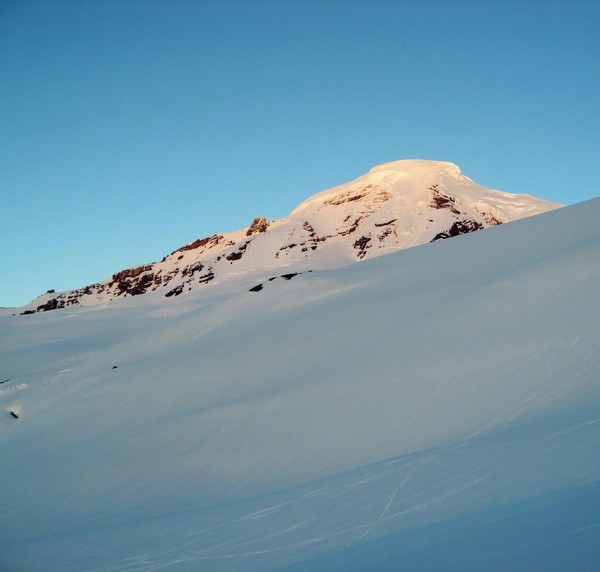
left=23, top=160, right=561, bottom=313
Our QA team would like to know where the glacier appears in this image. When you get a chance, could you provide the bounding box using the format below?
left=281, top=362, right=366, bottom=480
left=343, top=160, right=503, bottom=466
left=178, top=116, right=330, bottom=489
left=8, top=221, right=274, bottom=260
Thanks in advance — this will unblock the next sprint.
left=21, top=159, right=560, bottom=313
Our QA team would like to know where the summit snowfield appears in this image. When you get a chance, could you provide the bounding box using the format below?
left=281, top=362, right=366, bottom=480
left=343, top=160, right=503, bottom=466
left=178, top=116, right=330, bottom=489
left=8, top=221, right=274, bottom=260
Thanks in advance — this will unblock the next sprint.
left=1, top=189, right=598, bottom=570
left=23, top=160, right=560, bottom=313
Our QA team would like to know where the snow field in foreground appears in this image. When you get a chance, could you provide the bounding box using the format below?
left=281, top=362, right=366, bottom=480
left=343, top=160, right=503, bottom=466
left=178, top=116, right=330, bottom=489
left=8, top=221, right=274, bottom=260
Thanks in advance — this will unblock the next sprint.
left=1, top=198, right=599, bottom=570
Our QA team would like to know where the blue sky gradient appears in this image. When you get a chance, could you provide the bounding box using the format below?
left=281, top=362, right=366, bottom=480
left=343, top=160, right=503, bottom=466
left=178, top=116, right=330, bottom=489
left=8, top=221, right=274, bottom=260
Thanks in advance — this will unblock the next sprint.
left=1, top=0, right=599, bottom=307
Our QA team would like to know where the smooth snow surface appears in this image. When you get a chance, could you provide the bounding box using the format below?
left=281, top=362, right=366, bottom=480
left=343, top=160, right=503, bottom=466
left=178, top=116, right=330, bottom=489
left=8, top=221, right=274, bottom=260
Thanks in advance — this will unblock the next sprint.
left=1, top=198, right=599, bottom=571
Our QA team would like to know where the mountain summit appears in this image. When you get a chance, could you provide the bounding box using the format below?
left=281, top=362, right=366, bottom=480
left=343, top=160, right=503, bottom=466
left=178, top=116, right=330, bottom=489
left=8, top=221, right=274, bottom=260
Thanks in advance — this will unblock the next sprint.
left=26, top=160, right=560, bottom=312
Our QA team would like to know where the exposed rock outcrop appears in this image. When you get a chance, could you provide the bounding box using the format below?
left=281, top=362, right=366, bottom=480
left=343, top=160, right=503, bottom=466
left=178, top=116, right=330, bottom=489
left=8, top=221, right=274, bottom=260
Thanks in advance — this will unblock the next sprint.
left=246, top=216, right=270, bottom=236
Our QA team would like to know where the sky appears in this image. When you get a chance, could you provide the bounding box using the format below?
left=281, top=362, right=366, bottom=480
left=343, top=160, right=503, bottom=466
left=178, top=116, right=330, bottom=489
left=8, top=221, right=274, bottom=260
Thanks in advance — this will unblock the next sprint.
left=1, top=0, right=599, bottom=308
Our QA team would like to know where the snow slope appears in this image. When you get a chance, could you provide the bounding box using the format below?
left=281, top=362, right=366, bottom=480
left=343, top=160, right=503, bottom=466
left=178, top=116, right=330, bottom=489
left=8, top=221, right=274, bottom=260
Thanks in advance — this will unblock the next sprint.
left=21, top=159, right=560, bottom=313
left=1, top=197, right=598, bottom=571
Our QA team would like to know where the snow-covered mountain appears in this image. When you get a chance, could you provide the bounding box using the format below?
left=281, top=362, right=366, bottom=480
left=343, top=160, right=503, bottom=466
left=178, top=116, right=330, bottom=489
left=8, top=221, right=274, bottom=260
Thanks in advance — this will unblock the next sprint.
left=24, top=159, right=560, bottom=312
left=1, top=193, right=598, bottom=571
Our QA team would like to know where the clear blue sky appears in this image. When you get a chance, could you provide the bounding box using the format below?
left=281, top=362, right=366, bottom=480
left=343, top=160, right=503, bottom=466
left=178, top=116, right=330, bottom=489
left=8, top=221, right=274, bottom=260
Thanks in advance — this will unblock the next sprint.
left=1, top=0, right=598, bottom=308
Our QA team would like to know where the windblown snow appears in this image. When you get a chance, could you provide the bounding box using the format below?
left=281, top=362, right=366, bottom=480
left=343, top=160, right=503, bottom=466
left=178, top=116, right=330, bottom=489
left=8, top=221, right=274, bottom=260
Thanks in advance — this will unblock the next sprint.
left=1, top=188, right=598, bottom=570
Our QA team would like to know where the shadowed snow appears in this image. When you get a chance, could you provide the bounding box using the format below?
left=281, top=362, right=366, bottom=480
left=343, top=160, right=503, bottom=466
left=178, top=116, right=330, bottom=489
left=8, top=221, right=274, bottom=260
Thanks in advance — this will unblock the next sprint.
left=0, top=198, right=597, bottom=571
